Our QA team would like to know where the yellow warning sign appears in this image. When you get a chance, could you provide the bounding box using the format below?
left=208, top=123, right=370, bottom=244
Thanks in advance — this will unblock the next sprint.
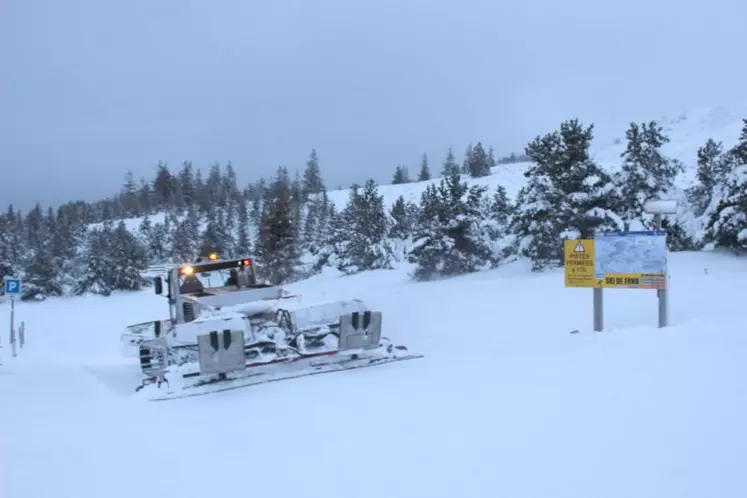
left=564, top=239, right=599, bottom=288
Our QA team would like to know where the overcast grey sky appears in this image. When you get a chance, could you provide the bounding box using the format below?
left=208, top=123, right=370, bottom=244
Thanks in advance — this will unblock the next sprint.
left=1, top=0, right=745, bottom=211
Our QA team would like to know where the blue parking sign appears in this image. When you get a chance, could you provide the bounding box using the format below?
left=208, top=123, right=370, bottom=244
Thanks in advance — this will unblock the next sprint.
left=4, top=278, right=21, bottom=296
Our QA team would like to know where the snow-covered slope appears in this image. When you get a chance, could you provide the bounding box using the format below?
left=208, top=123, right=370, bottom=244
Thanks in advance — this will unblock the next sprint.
left=99, top=104, right=747, bottom=238
left=592, top=105, right=747, bottom=188
left=2, top=251, right=747, bottom=498
left=326, top=160, right=532, bottom=208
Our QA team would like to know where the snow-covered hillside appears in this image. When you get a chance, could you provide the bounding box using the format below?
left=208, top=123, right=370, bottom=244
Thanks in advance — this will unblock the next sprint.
left=103, top=104, right=747, bottom=236
left=592, top=105, right=747, bottom=188
left=348, top=104, right=747, bottom=206
left=2, top=250, right=746, bottom=498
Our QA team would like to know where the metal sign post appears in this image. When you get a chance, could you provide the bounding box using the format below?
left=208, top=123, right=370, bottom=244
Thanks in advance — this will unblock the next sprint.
left=4, top=277, right=22, bottom=357
left=10, top=297, right=16, bottom=357
left=652, top=213, right=668, bottom=328
left=643, top=200, right=677, bottom=329
left=593, top=286, right=604, bottom=332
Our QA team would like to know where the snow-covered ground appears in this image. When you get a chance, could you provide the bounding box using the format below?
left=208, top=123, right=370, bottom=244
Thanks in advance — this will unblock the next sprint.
left=2, top=250, right=746, bottom=498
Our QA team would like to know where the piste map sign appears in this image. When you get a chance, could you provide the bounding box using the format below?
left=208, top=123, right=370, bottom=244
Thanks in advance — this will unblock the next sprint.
left=564, top=231, right=667, bottom=289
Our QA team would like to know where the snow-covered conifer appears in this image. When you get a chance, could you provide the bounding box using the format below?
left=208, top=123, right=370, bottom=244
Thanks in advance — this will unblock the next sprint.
left=441, top=147, right=460, bottom=177
left=392, top=165, right=410, bottom=184
left=324, top=180, right=394, bottom=274
left=21, top=207, right=62, bottom=300
left=510, top=119, right=620, bottom=270
left=255, top=166, right=302, bottom=284
left=407, top=170, right=493, bottom=280
left=465, top=142, right=491, bottom=177
left=703, top=164, right=747, bottom=252
left=302, top=149, right=325, bottom=199
left=417, top=154, right=431, bottom=181
left=616, top=121, right=683, bottom=228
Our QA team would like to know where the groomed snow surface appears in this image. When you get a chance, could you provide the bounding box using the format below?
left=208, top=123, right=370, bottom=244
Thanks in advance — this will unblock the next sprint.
left=2, top=251, right=746, bottom=498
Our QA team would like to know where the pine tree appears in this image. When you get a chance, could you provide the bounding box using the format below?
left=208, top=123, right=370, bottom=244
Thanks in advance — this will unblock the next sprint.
left=111, top=221, right=149, bottom=291
left=461, top=143, right=472, bottom=174
left=138, top=215, right=153, bottom=247
left=302, top=188, right=326, bottom=254
left=222, top=162, right=239, bottom=204
left=389, top=195, right=413, bottom=240
left=661, top=217, right=697, bottom=252
left=0, top=207, right=21, bottom=282
left=480, top=185, right=514, bottom=259
left=255, top=166, right=301, bottom=284
left=290, top=170, right=304, bottom=234
left=302, top=149, right=325, bottom=199
left=703, top=164, right=747, bottom=252
left=551, top=120, right=620, bottom=238
left=250, top=178, right=265, bottom=227
left=698, top=139, right=727, bottom=195
left=7, top=208, right=24, bottom=270
left=76, top=223, right=117, bottom=296
left=311, top=197, right=339, bottom=270
left=730, top=119, right=747, bottom=165
left=487, top=146, right=497, bottom=171
left=481, top=185, right=513, bottom=244
left=417, top=154, right=431, bottom=181
left=153, top=161, right=177, bottom=209
left=509, top=119, right=620, bottom=270
left=206, top=162, right=223, bottom=207
left=687, top=139, right=727, bottom=216
left=200, top=206, right=233, bottom=257
left=223, top=201, right=238, bottom=255
left=178, top=161, right=197, bottom=207
left=25, top=202, right=45, bottom=249
left=76, top=221, right=148, bottom=295
left=121, top=170, right=141, bottom=216
left=490, top=185, right=512, bottom=226
left=137, top=176, right=154, bottom=214
left=145, top=220, right=172, bottom=263
left=51, top=206, right=87, bottom=290
left=407, top=170, right=493, bottom=280
left=195, top=167, right=211, bottom=213
left=507, top=174, right=560, bottom=270
left=172, top=209, right=199, bottom=263
left=236, top=195, right=252, bottom=255
left=466, top=142, right=491, bottom=177
left=392, top=165, right=410, bottom=184
left=707, top=121, right=747, bottom=188
left=21, top=207, right=62, bottom=300
left=305, top=190, right=333, bottom=256
left=321, top=180, right=393, bottom=275
left=441, top=147, right=460, bottom=177
left=617, top=121, right=684, bottom=228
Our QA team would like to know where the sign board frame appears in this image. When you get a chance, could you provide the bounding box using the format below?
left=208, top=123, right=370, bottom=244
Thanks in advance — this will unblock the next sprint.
left=594, top=231, right=667, bottom=290
left=563, top=229, right=669, bottom=331
left=564, top=232, right=667, bottom=290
